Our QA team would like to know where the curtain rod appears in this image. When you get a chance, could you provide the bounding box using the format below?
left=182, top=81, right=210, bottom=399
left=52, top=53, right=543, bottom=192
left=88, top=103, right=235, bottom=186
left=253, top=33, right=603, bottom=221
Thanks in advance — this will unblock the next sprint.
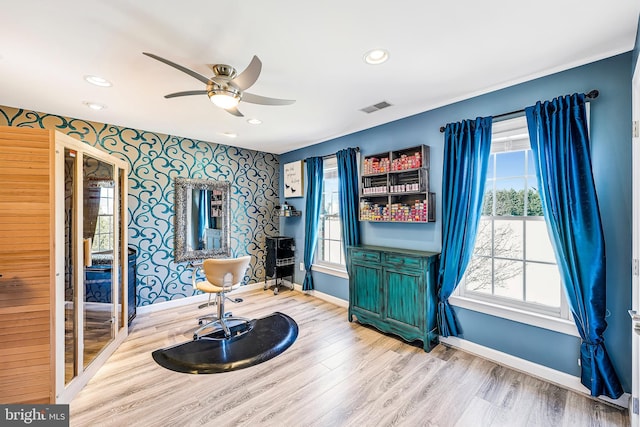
left=320, top=146, right=360, bottom=160
left=438, top=89, right=599, bottom=133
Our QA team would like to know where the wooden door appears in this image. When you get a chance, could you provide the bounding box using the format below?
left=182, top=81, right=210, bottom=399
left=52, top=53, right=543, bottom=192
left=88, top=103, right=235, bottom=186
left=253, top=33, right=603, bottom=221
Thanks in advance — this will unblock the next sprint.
left=0, top=126, right=54, bottom=403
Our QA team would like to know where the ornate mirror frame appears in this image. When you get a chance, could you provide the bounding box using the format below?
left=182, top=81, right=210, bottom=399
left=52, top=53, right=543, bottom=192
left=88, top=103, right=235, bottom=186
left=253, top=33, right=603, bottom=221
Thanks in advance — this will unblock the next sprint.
left=174, top=177, right=231, bottom=262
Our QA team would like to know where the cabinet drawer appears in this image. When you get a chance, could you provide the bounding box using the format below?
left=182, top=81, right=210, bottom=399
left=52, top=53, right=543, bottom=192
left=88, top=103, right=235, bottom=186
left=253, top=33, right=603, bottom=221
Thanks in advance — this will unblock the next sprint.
left=351, top=250, right=381, bottom=263
left=385, top=253, right=423, bottom=269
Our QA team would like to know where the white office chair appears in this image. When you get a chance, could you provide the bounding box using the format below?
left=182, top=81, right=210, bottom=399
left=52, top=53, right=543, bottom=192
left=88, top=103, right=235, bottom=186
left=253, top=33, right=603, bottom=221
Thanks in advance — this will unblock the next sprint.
left=191, top=255, right=252, bottom=340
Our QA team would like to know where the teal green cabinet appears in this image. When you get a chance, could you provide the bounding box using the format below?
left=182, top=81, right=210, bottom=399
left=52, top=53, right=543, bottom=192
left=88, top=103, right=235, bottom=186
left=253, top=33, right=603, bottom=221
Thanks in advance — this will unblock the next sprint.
left=348, top=245, right=440, bottom=352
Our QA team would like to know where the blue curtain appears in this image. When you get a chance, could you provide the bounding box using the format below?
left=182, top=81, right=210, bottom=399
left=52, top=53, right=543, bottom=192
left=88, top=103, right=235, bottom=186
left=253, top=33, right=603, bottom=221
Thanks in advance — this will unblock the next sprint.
left=525, top=93, right=623, bottom=399
left=198, top=189, right=211, bottom=250
left=336, top=148, right=361, bottom=272
left=302, top=157, right=323, bottom=291
left=437, top=117, right=492, bottom=337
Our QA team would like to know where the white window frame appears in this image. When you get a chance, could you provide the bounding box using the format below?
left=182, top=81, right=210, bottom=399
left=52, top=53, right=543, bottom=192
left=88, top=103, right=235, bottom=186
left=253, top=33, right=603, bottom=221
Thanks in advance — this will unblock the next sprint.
left=92, top=185, right=115, bottom=253
left=313, top=156, right=348, bottom=279
left=450, top=115, right=579, bottom=337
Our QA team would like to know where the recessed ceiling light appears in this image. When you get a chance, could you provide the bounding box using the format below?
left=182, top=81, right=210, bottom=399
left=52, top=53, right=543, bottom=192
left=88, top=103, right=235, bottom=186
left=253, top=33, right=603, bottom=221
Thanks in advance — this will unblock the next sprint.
left=83, top=101, right=106, bottom=111
left=222, top=132, right=237, bottom=138
left=247, top=118, right=262, bottom=125
left=364, top=49, right=389, bottom=65
left=84, top=75, right=112, bottom=87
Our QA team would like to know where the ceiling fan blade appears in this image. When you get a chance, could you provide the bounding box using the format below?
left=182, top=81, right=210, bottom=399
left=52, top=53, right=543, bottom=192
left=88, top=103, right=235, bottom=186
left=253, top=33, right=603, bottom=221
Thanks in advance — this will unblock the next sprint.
left=242, top=92, right=295, bottom=106
left=225, top=106, right=244, bottom=117
left=230, top=55, right=262, bottom=90
left=143, top=52, right=211, bottom=85
left=165, top=90, right=208, bottom=99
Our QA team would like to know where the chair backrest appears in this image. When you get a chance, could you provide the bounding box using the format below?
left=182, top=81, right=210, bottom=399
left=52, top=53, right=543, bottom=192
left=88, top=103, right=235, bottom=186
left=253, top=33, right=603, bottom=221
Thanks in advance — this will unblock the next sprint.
left=202, top=255, right=252, bottom=288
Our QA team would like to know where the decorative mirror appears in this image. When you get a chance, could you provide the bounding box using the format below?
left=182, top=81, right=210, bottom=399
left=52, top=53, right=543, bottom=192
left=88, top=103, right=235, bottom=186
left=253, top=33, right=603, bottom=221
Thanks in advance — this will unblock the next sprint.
left=174, top=177, right=231, bottom=262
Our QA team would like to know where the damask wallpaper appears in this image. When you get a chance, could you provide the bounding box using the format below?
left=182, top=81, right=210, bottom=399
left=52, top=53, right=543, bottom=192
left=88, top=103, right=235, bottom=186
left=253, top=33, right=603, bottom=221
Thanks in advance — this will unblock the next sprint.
left=0, top=105, right=280, bottom=306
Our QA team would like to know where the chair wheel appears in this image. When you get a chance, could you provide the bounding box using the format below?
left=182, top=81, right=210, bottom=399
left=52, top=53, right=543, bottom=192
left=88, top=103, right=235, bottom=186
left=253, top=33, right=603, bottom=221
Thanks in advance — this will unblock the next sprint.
left=274, top=288, right=279, bottom=295
left=193, top=334, right=198, bottom=340
left=198, top=320, right=203, bottom=325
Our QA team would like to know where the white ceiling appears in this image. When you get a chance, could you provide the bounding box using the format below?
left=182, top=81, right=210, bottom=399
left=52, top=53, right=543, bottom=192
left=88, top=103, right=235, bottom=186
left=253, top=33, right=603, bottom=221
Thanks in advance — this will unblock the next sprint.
left=1, top=1, right=638, bottom=154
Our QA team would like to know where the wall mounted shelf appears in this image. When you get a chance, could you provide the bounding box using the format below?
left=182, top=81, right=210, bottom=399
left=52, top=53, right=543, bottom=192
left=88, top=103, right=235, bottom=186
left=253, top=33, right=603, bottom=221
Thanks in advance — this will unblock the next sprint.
left=360, top=144, right=435, bottom=223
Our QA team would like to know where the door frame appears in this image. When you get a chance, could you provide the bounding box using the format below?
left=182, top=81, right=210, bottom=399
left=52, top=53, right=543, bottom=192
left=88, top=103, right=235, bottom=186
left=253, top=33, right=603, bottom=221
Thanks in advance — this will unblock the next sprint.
left=54, top=132, right=129, bottom=404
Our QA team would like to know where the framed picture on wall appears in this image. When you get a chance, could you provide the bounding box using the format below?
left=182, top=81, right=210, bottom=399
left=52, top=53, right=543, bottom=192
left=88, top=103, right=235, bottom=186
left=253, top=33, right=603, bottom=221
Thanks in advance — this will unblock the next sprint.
left=284, top=160, right=303, bottom=198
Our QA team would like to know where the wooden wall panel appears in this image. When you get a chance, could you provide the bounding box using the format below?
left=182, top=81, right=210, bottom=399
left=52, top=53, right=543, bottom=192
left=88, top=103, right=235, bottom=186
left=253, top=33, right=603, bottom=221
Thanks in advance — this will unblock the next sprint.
left=0, top=126, right=54, bottom=404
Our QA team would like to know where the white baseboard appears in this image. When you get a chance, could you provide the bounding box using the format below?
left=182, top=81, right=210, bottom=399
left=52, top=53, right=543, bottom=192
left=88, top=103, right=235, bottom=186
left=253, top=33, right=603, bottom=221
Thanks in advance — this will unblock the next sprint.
left=136, top=282, right=266, bottom=315
left=439, top=336, right=630, bottom=409
left=290, top=281, right=349, bottom=308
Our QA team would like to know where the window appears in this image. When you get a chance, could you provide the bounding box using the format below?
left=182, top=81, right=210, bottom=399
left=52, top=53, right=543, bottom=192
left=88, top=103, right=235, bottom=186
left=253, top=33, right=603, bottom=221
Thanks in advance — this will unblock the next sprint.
left=459, top=116, right=570, bottom=321
left=92, top=186, right=114, bottom=253
left=315, top=157, right=345, bottom=268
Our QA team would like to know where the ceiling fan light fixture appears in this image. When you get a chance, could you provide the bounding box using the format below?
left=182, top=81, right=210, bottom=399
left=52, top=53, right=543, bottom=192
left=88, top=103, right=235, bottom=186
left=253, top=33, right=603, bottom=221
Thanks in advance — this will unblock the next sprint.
left=209, top=88, right=241, bottom=109
left=364, top=49, right=389, bottom=65
left=144, top=52, right=295, bottom=116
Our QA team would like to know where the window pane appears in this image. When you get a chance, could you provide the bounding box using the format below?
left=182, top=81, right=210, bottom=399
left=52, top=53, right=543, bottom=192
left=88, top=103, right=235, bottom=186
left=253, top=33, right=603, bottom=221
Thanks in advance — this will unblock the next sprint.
left=527, top=150, right=536, bottom=176
left=473, top=219, right=492, bottom=256
left=464, top=256, right=492, bottom=294
left=525, top=221, right=556, bottom=263
left=495, top=151, right=525, bottom=178
left=494, top=259, right=523, bottom=300
left=494, top=179, right=526, bottom=216
left=331, top=192, right=339, bottom=215
left=526, top=187, right=543, bottom=216
left=525, top=262, right=561, bottom=307
left=481, top=189, right=494, bottom=216
left=329, top=240, right=341, bottom=264
left=487, top=154, right=495, bottom=177
left=494, top=219, right=522, bottom=259
left=321, top=236, right=329, bottom=260
left=331, top=218, right=338, bottom=240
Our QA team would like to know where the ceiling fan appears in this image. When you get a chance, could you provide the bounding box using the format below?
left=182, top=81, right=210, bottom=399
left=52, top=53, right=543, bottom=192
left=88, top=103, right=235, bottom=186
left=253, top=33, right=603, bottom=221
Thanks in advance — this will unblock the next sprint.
left=143, top=52, right=295, bottom=117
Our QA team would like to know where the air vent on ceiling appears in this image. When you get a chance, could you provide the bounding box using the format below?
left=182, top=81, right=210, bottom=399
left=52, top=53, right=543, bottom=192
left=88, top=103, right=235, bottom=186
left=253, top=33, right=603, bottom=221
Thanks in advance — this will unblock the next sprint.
left=360, top=101, right=392, bottom=114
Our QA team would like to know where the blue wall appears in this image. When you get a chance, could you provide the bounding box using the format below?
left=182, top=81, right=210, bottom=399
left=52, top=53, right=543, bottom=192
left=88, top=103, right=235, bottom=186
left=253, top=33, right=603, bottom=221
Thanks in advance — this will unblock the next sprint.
left=280, top=52, right=633, bottom=392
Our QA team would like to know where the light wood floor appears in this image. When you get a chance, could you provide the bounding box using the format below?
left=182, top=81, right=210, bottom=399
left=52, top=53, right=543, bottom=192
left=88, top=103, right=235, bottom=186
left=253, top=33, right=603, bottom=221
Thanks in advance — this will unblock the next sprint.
left=70, top=288, right=629, bottom=427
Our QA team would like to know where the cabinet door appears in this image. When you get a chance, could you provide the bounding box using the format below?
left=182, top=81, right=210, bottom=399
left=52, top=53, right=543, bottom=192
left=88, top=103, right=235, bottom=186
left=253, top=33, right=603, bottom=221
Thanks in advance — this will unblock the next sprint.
left=350, top=261, right=382, bottom=315
left=384, top=266, right=424, bottom=329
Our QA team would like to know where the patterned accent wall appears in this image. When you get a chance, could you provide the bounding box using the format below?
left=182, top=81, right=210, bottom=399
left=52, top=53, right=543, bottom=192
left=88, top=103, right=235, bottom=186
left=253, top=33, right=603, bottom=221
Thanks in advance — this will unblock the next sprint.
left=0, top=106, right=280, bottom=306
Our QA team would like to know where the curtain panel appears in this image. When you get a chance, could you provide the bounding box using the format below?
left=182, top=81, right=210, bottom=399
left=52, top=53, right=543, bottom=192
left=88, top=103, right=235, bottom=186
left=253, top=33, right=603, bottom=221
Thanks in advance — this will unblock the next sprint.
left=336, top=148, right=361, bottom=272
left=525, top=93, right=623, bottom=399
left=302, top=157, right=323, bottom=291
left=437, top=117, right=493, bottom=337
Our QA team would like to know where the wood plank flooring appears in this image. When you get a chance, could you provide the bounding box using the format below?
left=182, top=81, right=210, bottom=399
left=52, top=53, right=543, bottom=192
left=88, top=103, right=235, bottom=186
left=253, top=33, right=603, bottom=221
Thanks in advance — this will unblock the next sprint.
left=69, top=288, right=629, bottom=427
